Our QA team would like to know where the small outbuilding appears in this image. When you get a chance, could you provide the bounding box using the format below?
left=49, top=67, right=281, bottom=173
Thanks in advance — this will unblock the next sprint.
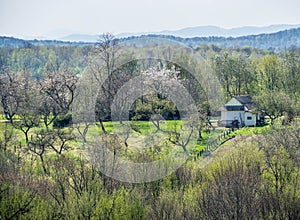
left=219, top=95, right=264, bottom=128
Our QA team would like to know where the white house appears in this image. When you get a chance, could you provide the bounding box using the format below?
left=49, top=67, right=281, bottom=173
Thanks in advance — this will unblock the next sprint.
left=219, top=95, right=263, bottom=128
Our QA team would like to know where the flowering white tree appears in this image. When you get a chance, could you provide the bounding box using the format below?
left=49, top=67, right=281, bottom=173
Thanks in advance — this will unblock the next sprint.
left=132, top=65, right=181, bottom=130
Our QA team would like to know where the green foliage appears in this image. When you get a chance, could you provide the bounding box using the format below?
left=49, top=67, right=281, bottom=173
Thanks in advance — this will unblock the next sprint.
left=1, top=124, right=300, bottom=219
left=0, top=183, right=35, bottom=219
left=213, top=53, right=256, bottom=98
left=233, top=125, right=271, bottom=136
left=254, top=91, right=295, bottom=124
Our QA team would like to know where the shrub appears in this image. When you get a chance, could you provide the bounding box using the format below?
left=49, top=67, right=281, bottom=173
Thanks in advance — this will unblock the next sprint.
left=53, top=113, right=72, bottom=128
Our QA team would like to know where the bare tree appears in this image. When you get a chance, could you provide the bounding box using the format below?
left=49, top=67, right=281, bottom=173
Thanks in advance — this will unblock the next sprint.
left=27, top=130, right=51, bottom=175
left=0, top=70, right=25, bottom=123
left=3, top=70, right=41, bottom=143
left=92, top=33, right=138, bottom=131
left=39, top=71, right=78, bottom=129
left=92, top=33, right=120, bottom=132
left=47, top=129, right=74, bottom=155
left=168, top=121, right=197, bottom=153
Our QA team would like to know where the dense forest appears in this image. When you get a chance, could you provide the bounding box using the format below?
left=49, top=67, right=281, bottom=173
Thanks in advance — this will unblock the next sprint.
left=0, top=33, right=300, bottom=219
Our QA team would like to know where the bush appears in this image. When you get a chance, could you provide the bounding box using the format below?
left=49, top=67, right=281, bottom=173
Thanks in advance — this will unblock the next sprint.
left=53, top=113, right=72, bottom=128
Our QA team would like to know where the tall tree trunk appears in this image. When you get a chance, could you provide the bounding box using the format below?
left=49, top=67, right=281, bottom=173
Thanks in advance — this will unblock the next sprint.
left=99, top=118, right=106, bottom=133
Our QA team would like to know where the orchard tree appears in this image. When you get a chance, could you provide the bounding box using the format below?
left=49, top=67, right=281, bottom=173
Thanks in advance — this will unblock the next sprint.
left=39, top=70, right=78, bottom=130
left=40, top=71, right=78, bottom=114
left=131, top=67, right=179, bottom=130
left=0, top=70, right=25, bottom=123
left=0, top=70, right=41, bottom=143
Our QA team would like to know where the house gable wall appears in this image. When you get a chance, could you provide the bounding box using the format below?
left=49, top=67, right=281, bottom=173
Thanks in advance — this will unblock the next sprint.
left=244, top=112, right=256, bottom=126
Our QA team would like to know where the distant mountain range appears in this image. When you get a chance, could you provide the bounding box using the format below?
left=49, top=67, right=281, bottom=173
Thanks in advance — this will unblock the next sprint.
left=59, top=24, right=300, bottom=42
left=156, top=24, right=300, bottom=38
left=137, top=27, right=300, bottom=50
left=1, top=26, right=300, bottom=50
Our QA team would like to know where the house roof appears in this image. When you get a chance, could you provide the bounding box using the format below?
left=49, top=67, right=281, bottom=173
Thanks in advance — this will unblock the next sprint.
left=223, top=95, right=254, bottom=111
left=225, top=98, right=243, bottom=106
left=234, top=95, right=254, bottom=110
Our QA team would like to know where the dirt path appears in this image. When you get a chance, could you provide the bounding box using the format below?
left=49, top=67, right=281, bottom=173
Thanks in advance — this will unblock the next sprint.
left=0, top=120, right=21, bottom=123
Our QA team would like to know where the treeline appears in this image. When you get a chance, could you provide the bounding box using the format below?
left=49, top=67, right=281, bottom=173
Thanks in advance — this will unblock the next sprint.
left=0, top=36, right=94, bottom=48
left=101, top=26, right=298, bottom=50
left=123, top=27, right=300, bottom=50
left=0, top=44, right=91, bottom=77
left=1, top=27, right=300, bottom=50
left=1, top=35, right=300, bottom=124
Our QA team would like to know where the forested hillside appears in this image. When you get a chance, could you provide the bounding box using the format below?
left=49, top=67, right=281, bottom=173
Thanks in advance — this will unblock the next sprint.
left=1, top=27, right=300, bottom=50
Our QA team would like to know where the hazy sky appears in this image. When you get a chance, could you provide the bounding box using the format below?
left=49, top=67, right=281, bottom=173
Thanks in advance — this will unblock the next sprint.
left=1, top=0, right=299, bottom=38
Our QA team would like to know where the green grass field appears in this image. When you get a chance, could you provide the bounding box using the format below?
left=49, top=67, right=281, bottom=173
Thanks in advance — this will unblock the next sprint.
left=1, top=118, right=274, bottom=162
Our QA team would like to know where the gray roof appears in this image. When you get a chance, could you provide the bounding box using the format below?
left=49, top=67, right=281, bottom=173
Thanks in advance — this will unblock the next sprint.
left=234, top=95, right=254, bottom=110
left=223, top=95, right=254, bottom=111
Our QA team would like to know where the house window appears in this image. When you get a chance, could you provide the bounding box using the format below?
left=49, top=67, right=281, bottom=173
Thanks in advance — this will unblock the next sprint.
left=247, top=116, right=252, bottom=120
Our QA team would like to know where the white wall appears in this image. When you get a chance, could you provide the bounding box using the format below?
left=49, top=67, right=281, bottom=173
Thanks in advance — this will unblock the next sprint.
left=221, top=110, right=257, bottom=126
left=221, top=110, right=245, bottom=123
left=244, top=112, right=256, bottom=126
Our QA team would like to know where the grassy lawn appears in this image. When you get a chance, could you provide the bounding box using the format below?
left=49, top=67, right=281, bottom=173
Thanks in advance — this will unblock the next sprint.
left=94, top=120, right=182, bottom=134
left=75, top=120, right=215, bottom=160
left=1, top=118, right=274, bottom=161
left=231, top=125, right=271, bottom=137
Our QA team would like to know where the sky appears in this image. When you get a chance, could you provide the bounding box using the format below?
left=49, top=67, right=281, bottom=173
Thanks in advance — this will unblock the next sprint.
left=0, top=0, right=300, bottom=39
